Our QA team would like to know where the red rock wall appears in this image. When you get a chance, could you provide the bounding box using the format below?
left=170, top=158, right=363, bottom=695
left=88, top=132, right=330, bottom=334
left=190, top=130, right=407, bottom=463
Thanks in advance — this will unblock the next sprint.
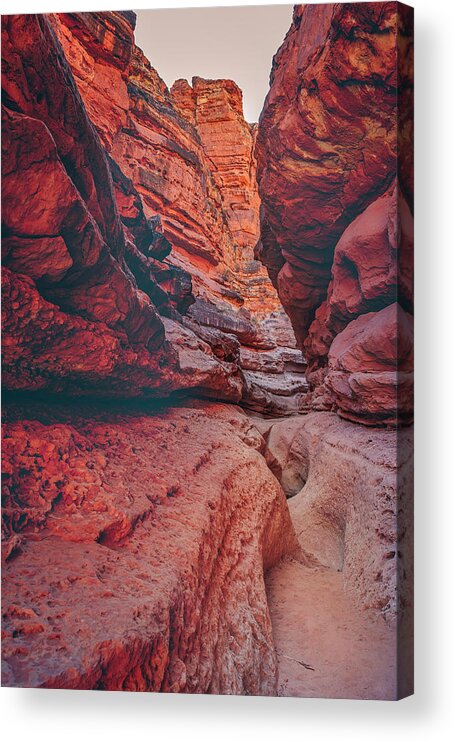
left=256, top=3, right=414, bottom=425
left=53, top=12, right=280, bottom=316
left=47, top=11, right=306, bottom=417
left=170, top=77, right=276, bottom=313
left=1, top=13, right=244, bottom=402
left=1, top=12, right=303, bottom=694
left=189, top=75, right=259, bottom=262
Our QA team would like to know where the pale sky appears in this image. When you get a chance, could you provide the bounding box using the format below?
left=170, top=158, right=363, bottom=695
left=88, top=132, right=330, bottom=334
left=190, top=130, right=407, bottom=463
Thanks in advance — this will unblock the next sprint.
left=134, top=5, right=293, bottom=122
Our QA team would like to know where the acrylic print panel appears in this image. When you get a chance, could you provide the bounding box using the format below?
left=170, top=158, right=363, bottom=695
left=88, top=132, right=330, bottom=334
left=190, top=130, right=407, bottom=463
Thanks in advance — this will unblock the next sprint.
left=1, top=3, right=414, bottom=699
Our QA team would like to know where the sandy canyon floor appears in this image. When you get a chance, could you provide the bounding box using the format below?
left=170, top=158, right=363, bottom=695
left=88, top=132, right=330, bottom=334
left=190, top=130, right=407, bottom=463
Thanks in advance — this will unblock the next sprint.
left=267, top=558, right=396, bottom=700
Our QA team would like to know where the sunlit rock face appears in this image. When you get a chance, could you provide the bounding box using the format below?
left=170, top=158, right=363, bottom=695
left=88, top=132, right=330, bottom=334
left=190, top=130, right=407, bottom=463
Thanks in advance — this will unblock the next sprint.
left=49, top=10, right=307, bottom=416
left=53, top=12, right=280, bottom=317
left=170, top=77, right=278, bottom=314
left=256, top=3, right=414, bottom=425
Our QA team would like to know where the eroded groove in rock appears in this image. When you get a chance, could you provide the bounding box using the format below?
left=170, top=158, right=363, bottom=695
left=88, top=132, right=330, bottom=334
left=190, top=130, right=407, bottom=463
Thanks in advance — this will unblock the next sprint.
left=1, top=4, right=413, bottom=700
left=261, top=411, right=413, bottom=698
left=2, top=401, right=298, bottom=692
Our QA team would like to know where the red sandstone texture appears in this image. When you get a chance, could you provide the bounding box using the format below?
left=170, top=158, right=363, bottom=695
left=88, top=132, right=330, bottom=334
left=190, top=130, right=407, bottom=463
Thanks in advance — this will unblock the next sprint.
left=254, top=412, right=413, bottom=618
left=53, top=12, right=279, bottom=316
left=256, top=3, right=414, bottom=425
left=2, top=5, right=413, bottom=698
left=2, top=15, right=161, bottom=352
left=2, top=401, right=297, bottom=691
left=46, top=11, right=305, bottom=415
left=1, top=13, right=249, bottom=404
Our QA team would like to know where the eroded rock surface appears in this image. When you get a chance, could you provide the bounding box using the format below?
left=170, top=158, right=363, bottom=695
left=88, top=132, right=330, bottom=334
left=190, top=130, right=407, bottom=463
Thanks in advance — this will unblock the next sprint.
left=255, top=3, right=414, bottom=425
left=2, top=13, right=276, bottom=409
left=44, top=11, right=305, bottom=416
left=53, top=12, right=279, bottom=315
left=257, top=412, right=413, bottom=619
left=2, top=401, right=298, bottom=692
left=325, top=303, right=413, bottom=425
left=2, top=15, right=163, bottom=352
left=2, top=5, right=413, bottom=699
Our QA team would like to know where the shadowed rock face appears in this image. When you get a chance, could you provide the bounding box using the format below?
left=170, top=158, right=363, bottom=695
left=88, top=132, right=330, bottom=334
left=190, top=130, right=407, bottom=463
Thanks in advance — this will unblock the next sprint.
left=305, top=181, right=413, bottom=369
left=325, top=303, right=413, bottom=425
left=1, top=13, right=245, bottom=403
left=256, top=3, right=414, bottom=425
left=1, top=14, right=164, bottom=353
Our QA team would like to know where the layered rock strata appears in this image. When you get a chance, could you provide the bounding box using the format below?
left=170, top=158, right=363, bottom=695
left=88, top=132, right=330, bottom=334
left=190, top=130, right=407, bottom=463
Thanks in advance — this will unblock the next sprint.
left=48, top=11, right=305, bottom=416
left=53, top=12, right=279, bottom=315
left=1, top=14, right=249, bottom=403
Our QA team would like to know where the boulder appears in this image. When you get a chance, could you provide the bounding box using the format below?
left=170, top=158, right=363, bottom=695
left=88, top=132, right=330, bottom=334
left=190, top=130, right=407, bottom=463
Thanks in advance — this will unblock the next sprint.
left=325, top=304, right=414, bottom=425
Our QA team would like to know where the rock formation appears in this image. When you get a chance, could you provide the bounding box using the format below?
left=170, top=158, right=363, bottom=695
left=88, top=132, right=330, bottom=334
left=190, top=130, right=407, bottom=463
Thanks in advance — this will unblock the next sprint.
left=53, top=13, right=277, bottom=312
left=2, top=4, right=413, bottom=699
left=252, top=2, right=413, bottom=699
left=47, top=10, right=306, bottom=417
left=255, top=412, right=413, bottom=616
left=1, top=10, right=302, bottom=693
left=2, top=400, right=297, bottom=691
left=256, top=2, right=414, bottom=427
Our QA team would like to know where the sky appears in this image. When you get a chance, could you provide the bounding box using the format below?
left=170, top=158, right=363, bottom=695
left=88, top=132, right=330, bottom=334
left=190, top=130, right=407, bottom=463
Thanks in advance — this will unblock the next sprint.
left=134, top=5, right=293, bottom=122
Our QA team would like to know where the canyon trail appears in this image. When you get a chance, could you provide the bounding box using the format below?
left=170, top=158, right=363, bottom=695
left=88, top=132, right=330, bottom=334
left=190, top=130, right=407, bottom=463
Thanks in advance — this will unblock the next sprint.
left=2, top=4, right=413, bottom=698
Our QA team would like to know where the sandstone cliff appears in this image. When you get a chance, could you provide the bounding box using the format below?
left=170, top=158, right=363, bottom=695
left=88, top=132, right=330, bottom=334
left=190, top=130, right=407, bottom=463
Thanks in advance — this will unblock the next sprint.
left=256, top=2, right=414, bottom=425
left=54, top=12, right=279, bottom=316
left=2, top=13, right=249, bottom=403
left=48, top=11, right=305, bottom=416
left=2, top=5, right=413, bottom=699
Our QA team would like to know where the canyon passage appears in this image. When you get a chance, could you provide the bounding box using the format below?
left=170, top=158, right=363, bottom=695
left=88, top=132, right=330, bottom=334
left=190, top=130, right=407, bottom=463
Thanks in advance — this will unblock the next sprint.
left=1, top=5, right=413, bottom=699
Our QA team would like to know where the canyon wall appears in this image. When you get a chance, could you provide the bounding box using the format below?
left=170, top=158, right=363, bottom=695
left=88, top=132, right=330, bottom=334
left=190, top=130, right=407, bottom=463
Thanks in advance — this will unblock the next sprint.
left=2, top=13, right=245, bottom=403
left=1, top=11, right=301, bottom=692
left=50, top=11, right=307, bottom=416
left=253, top=3, right=413, bottom=696
left=2, top=11, right=307, bottom=415
left=2, top=5, right=413, bottom=697
left=53, top=12, right=278, bottom=315
left=256, top=2, right=414, bottom=426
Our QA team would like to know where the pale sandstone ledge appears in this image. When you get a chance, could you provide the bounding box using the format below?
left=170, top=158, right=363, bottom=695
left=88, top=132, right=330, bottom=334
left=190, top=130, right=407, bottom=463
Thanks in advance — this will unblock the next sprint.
left=254, top=412, right=413, bottom=621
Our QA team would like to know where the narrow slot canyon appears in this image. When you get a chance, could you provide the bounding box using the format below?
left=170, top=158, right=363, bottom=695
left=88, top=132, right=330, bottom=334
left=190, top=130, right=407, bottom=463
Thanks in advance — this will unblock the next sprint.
left=1, top=5, right=413, bottom=699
